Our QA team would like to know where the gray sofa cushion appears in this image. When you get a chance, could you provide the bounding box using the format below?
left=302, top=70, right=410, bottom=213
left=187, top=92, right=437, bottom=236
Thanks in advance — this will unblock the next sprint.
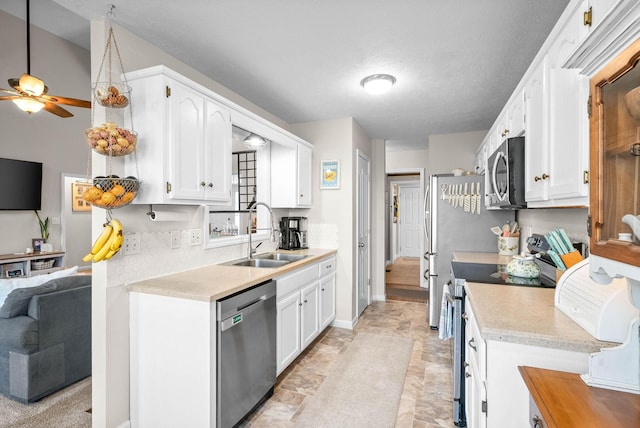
left=0, top=275, right=92, bottom=319
left=0, top=316, right=38, bottom=350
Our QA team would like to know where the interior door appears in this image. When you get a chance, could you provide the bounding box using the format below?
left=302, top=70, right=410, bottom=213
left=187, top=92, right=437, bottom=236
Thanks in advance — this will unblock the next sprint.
left=357, top=151, right=370, bottom=317
left=397, top=183, right=421, bottom=257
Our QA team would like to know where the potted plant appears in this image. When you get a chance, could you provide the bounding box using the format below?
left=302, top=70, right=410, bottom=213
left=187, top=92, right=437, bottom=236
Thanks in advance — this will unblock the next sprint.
left=34, top=210, right=49, bottom=241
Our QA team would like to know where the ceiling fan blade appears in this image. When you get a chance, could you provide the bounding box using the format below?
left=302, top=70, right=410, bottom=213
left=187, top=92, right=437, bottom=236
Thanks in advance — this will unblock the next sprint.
left=8, top=78, right=20, bottom=90
left=0, top=95, right=19, bottom=101
left=43, top=102, right=73, bottom=118
left=43, top=95, right=91, bottom=109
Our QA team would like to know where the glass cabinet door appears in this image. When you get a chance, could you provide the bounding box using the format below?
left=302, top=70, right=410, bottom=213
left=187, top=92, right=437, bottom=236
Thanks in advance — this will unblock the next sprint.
left=590, top=38, right=640, bottom=267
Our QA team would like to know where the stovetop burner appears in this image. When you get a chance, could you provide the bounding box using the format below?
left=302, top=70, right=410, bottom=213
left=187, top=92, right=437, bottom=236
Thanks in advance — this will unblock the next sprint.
left=451, top=261, right=556, bottom=288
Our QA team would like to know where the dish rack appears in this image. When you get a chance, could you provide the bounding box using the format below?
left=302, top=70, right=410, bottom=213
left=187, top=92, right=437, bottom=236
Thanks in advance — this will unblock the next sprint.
left=31, top=259, right=55, bottom=270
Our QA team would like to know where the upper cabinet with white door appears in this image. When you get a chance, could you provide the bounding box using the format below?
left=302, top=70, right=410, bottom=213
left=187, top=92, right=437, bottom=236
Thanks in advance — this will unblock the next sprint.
left=271, top=139, right=313, bottom=208
left=124, top=65, right=232, bottom=205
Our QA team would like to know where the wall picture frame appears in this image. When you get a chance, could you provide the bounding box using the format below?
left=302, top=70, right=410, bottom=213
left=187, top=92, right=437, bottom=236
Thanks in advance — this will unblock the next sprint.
left=72, top=182, right=92, bottom=212
left=32, top=238, right=45, bottom=252
left=321, top=160, right=340, bottom=190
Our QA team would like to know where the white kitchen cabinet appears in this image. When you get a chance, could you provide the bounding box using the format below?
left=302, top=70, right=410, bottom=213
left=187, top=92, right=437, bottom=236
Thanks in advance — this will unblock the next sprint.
left=496, top=86, right=526, bottom=141
left=525, top=2, right=590, bottom=208
left=276, top=290, right=302, bottom=373
left=464, top=298, right=487, bottom=428
left=318, top=256, right=337, bottom=330
left=271, top=141, right=312, bottom=208
left=464, top=295, right=591, bottom=428
left=276, top=263, right=318, bottom=375
left=300, top=282, right=319, bottom=349
left=276, top=255, right=336, bottom=375
left=524, top=55, right=549, bottom=203
left=124, top=65, right=232, bottom=205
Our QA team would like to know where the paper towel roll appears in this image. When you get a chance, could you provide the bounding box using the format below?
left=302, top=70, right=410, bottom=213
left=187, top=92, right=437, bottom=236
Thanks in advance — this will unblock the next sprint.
left=148, top=210, right=183, bottom=222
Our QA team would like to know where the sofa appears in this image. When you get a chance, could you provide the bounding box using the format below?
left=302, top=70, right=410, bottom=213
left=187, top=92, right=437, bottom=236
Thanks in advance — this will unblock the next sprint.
left=0, top=274, right=91, bottom=403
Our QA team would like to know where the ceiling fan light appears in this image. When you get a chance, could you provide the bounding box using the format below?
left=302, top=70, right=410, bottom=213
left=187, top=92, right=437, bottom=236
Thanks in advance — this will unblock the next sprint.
left=13, top=97, right=45, bottom=113
left=19, top=73, right=45, bottom=96
left=243, top=133, right=267, bottom=149
left=360, top=74, right=396, bottom=95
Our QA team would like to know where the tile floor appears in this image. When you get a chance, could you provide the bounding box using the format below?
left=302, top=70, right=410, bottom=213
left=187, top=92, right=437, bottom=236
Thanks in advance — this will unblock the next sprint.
left=244, top=300, right=454, bottom=427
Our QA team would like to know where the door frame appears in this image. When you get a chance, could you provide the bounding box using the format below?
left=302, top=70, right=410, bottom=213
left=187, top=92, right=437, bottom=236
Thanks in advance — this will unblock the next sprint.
left=386, top=168, right=426, bottom=288
left=356, top=150, right=371, bottom=317
left=391, top=179, right=421, bottom=259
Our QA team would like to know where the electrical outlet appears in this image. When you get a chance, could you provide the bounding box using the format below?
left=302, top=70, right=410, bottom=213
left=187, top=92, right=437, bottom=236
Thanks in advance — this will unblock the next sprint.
left=170, top=230, right=180, bottom=249
left=123, top=232, right=141, bottom=255
left=189, top=229, right=202, bottom=246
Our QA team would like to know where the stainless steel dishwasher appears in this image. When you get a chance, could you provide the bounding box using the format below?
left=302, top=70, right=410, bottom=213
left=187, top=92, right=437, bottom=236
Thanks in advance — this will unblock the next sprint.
left=217, top=279, right=276, bottom=428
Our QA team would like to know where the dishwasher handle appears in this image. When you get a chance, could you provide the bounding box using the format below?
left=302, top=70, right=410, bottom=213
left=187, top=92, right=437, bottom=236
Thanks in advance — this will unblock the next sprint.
left=219, top=294, right=273, bottom=332
left=238, top=295, right=268, bottom=312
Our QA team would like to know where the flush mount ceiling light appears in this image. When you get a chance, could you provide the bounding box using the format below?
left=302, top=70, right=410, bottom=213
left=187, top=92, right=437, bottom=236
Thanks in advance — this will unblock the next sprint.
left=360, top=74, right=397, bottom=95
left=244, top=133, right=268, bottom=149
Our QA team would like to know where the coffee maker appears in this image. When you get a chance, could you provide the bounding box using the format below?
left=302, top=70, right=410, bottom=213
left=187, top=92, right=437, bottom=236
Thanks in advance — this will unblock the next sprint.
left=279, top=217, right=308, bottom=250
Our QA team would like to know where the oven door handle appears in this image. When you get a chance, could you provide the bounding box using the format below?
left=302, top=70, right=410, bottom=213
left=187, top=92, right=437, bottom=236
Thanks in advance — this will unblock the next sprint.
left=446, top=294, right=456, bottom=306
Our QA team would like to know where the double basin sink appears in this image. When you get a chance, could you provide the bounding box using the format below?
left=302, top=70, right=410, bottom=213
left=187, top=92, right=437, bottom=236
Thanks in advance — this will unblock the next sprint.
left=221, top=252, right=309, bottom=268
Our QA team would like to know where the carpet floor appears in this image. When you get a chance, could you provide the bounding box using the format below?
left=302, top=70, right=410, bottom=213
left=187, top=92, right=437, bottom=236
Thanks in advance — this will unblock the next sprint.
left=386, top=257, right=427, bottom=303
left=0, top=377, right=91, bottom=428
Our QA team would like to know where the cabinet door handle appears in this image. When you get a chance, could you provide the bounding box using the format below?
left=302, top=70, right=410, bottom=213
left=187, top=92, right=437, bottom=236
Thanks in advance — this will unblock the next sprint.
left=542, top=173, right=550, bottom=180
left=468, top=337, right=477, bottom=352
left=534, top=175, right=542, bottom=182
left=321, top=288, right=325, bottom=291
left=200, top=181, right=206, bottom=187
left=465, top=371, right=472, bottom=378
left=304, top=299, right=308, bottom=304
left=462, top=312, right=468, bottom=320
left=533, top=416, right=544, bottom=428
left=326, top=264, right=332, bottom=269
left=298, top=302, right=303, bottom=307
left=464, top=362, right=469, bottom=368
left=300, top=194, right=304, bottom=198
left=208, top=183, right=213, bottom=188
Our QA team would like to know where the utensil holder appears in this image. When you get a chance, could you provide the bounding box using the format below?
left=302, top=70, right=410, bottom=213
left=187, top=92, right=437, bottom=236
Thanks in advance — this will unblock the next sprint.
left=498, top=236, right=519, bottom=256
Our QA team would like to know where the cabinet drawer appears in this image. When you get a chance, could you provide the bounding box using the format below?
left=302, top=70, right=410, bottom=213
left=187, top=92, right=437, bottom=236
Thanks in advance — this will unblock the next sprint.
left=318, top=256, right=336, bottom=276
left=276, top=264, right=317, bottom=298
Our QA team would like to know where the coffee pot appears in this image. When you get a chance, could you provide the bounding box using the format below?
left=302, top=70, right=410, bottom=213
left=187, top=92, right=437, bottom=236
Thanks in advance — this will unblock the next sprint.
left=279, top=217, right=308, bottom=250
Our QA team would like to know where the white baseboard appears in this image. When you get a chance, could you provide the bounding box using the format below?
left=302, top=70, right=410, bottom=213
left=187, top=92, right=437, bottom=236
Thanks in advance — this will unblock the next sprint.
left=372, top=294, right=386, bottom=302
left=331, top=318, right=355, bottom=330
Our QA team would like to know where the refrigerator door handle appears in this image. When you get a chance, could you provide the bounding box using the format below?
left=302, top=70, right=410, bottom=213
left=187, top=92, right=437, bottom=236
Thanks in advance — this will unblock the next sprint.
left=424, top=184, right=430, bottom=242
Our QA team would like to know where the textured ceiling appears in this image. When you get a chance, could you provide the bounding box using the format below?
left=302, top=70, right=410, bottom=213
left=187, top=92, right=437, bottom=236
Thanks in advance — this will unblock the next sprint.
left=1, top=0, right=570, bottom=150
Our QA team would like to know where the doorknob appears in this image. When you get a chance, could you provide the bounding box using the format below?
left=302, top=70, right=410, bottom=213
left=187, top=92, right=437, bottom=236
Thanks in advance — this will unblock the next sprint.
left=358, top=242, right=365, bottom=248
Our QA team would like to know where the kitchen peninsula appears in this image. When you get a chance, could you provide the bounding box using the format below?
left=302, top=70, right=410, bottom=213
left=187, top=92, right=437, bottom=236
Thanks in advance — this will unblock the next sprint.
left=453, top=251, right=620, bottom=427
left=126, top=248, right=336, bottom=427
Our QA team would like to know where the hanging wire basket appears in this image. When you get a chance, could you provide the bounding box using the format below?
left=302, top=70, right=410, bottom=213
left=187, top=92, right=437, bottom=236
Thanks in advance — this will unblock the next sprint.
left=85, top=13, right=141, bottom=210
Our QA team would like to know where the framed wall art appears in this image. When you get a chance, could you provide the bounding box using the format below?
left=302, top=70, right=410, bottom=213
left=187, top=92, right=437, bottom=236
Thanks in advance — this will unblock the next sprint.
left=321, top=160, right=340, bottom=190
left=72, top=182, right=92, bottom=212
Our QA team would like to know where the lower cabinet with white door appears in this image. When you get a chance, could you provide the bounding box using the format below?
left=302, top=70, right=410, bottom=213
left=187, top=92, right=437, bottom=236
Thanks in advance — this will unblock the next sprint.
left=276, top=255, right=337, bottom=375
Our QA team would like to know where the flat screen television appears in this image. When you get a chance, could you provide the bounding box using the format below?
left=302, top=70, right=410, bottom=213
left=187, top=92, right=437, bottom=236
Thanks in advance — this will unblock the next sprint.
left=0, top=158, right=43, bottom=210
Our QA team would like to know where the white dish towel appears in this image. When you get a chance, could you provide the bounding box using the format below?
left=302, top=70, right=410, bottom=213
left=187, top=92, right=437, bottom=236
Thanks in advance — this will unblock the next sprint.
left=438, top=281, right=454, bottom=340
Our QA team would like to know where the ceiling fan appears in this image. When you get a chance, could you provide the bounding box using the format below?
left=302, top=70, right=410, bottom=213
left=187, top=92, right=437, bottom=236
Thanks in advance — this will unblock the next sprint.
left=0, top=0, right=90, bottom=117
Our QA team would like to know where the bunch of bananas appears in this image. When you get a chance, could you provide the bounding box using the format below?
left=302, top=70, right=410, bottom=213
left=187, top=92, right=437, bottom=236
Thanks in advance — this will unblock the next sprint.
left=83, top=218, right=124, bottom=262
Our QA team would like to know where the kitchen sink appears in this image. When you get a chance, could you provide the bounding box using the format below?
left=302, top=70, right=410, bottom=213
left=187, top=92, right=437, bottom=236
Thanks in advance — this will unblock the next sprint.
left=220, top=252, right=310, bottom=268
left=224, top=258, right=289, bottom=268
left=254, top=253, right=308, bottom=262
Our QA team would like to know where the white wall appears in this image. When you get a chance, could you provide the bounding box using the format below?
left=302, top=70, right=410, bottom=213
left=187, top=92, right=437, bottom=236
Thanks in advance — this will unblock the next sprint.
left=291, top=117, right=368, bottom=327
left=427, top=130, right=486, bottom=176
left=386, top=148, right=427, bottom=171
left=0, top=11, right=90, bottom=259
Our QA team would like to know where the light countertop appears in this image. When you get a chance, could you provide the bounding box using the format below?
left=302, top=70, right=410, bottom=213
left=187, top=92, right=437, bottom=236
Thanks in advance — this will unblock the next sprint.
left=126, top=248, right=337, bottom=302
left=452, top=251, right=513, bottom=265
left=465, top=282, right=619, bottom=353
left=454, top=251, right=618, bottom=353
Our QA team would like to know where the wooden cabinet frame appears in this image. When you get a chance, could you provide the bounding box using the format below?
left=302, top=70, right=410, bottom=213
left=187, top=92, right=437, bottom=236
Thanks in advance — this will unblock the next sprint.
left=589, top=37, right=640, bottom=266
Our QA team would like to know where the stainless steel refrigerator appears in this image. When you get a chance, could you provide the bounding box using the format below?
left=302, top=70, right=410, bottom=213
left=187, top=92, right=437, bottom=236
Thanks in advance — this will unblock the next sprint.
left=425, top=174, right=515, bottom=328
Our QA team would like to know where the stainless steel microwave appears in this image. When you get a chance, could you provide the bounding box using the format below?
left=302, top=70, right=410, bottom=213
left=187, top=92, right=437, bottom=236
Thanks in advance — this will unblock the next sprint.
left=487, top=137, right=526, bottom=209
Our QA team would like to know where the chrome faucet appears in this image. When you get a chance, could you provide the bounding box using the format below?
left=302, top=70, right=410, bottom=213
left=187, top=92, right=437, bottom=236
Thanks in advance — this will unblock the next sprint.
left=247, top=202, right=275, bottom=259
